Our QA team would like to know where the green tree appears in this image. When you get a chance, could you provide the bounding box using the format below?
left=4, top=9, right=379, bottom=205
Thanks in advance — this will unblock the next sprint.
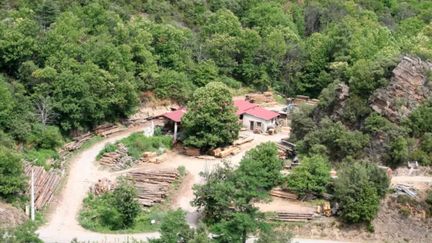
left=149, top=209, right=195, bottom=243
left=0, top=146, right=26, bottom=200
left=285, top=155, right=331, bottom=196
left=182, top=82, right=240, bottom=150
left=388, top=136, right=409, bottom=167
left=111, top=179, right=141, bottom=228
left=193, top=143, right=283, bottom=242
left=334, top=162, right=385, bottom=224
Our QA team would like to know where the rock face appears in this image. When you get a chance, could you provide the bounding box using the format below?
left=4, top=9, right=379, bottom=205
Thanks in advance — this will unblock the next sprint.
left=370, top=56, right=432, bottom=122
left=0, top=202, right=27, bottom=228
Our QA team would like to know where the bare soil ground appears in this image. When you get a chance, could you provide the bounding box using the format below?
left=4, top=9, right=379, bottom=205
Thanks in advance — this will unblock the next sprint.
left=0, top=202, right=27, bottom=229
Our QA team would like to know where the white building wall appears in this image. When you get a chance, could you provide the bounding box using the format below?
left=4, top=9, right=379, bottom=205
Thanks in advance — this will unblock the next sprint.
left=241, top=114, right=276, bottom=132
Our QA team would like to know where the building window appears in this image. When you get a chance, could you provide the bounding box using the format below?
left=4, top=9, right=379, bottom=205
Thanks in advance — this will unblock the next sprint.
left=240, top=114, right=243, bottom=120
left=257, top=122, right=262, bottom=127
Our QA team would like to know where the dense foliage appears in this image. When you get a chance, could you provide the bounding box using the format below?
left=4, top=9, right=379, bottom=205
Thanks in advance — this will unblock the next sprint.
left=79, top=179, right=141, bottom=231
left=0, top=146, right=26, bottom=200
left=182, top=82, right=240, bottom=150
left=334, top=162, right=389, bottom=224
left=149, top=210, right=211, bottom=243
left=285, top=155, right=331, bottom=196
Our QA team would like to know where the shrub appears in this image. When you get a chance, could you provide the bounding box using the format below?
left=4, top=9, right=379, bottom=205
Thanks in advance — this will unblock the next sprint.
left=111, top=179, right=141, bottom=228
left=80, top=179, right=141, bottom=230
left=27, top=124, right=63, bottom=150
left=404, top=102, right=432, bottom=137
left=25, top=148, right=59, bottom=168
left=334, top=162, right=388, bottom=224
left=97, top=143, right=117, bottom=160
left=119, top=133, right=172, bottom=159
left=298, top=118, right=369, bottom=161
left=0, top=146, right=26, bottom=200
left=285, top=155, right=331, bottom=196
left=388, top=136, right=409, bottom=167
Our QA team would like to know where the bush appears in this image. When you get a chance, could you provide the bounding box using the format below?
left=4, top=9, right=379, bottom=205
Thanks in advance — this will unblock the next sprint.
left=27, top=124, right=63, bottom=150
left=119, top=133, right=172, bottom=159
left=97, top=143, right=117, bottom=160
left=298, top=118, right=369, bottom=161
left=0, top=146, right=26, bottom=200
left=25, top=148, right=59, bottom=168
left=334, top=162, right=388, bottom=224
left=79, top=179, right=142, bottom=231
left=285, top=155, right=331, bottom=196
left=404, top=101, right=432, bottom=137
left=388, top=136, right=409, bottom=167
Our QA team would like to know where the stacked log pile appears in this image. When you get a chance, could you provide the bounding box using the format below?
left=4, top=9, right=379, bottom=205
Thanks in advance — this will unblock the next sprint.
left=94, top=124, right=126, bottom=137
left=24, top=165, right=61, bottom=209
left=270, top=188, right=298, bottom=200
left=128, top=170, right=180, bottom=207
left=98, top=144, right=134, bottom=170
left=91, top=178, right=115, bottom=196
left=274, top=211, right=314, bottom=222
left=211, top=145, right=241, bottom=158
left=245, top=92, right=277, bottom=105
left=62, top=132, right=92, bottom=153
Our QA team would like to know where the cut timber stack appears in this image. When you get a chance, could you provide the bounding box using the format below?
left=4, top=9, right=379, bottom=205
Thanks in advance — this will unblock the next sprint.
left=24, top=165, right=61, bottom=209
left=270, top=188, right=298, bottom=200
left=62, top=132, right=92, bottom=153
left=274, top=211, right=314, bottom=222
left=98, top=144, right=134, bottom=170
left=212, top=145, right=241, bottom=158
left=94, top=124, right=126, bottom=137
left=128, top=169, right=180, bottom=207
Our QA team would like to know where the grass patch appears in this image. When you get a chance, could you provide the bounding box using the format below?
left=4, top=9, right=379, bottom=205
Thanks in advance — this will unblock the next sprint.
left=97, top=133, right=173, bottom=160
left=24, top=149, right=59, bottom=169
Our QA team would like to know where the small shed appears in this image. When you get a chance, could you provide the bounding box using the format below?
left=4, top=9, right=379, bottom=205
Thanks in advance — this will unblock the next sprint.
left=162, top=108, right=186, bottom=141
left=241, top=106, right=279, bottom=133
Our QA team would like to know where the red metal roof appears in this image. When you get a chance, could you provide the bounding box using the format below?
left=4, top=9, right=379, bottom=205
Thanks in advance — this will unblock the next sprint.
left=234, top=100, right=258, bottom=115
left=162, top=100, right=277, bottom=122
left=163, top=109, right=186, bottom=123
left=244, top=106, right=279, bottom=120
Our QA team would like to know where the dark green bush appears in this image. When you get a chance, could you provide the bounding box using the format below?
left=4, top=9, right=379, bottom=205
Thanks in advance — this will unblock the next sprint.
left=27, top=124, right=63, bottom=150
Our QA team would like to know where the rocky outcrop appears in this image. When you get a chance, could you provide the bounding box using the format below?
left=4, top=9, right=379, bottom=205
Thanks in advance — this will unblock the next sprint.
left=370, top=56, right=432, bottom=122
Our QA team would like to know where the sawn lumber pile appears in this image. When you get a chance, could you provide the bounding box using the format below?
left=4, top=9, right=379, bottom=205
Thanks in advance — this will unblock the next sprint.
left=270, top=188, right=298, bottom=200
left=24, top=165, right=61, bottom=209
left=274, top=211, right=314, bottom=222
left=128, top=169, right=179, bottom=207
left=98, top=144, right=133, bottom=170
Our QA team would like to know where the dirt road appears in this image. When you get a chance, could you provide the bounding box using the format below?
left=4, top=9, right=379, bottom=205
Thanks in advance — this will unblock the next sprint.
left=37, top=127, right=288, bottom=242
left=37, top=126, right=160, bottom=242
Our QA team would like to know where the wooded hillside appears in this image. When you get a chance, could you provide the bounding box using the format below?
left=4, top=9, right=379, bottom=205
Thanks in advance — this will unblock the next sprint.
left=1, top=0, right=432, bottom=202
